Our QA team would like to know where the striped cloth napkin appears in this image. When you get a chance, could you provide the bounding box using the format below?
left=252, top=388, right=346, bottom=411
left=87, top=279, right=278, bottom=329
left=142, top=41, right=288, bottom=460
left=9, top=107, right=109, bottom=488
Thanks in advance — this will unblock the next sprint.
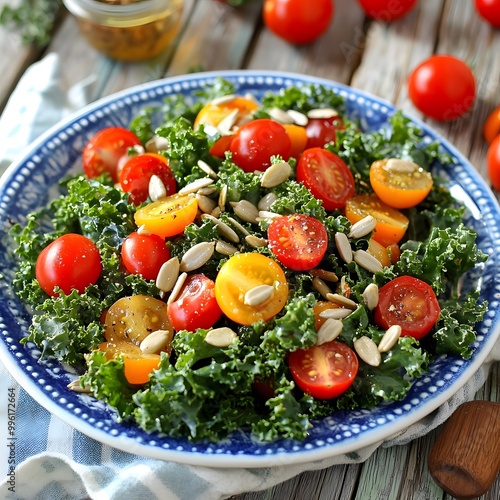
left=0, top=54, right=498, bottom=500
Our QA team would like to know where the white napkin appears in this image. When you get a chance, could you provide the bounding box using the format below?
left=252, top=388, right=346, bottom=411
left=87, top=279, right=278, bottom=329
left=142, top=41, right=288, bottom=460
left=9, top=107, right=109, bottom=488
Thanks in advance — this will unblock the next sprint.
left=0, top=54, right=498, bottom=500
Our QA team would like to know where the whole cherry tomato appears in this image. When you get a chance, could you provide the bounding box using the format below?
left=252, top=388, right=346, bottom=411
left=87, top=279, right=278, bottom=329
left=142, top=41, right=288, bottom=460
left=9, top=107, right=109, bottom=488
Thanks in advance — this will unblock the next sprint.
left=487, top=134, right=500, bottom=191
left=475, top=0, right=500, bottom=27
left=263, top=0, right=334, bottom=45
left=357, top=0, right=417, bottom=21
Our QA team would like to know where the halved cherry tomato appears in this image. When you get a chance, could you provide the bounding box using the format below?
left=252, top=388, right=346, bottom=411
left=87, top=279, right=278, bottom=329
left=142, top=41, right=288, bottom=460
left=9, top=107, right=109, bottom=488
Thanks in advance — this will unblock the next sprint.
left=367, top=238, right=391, bottom=268
left=374, top=276, right=441, bottom=340
left=119, top=153, right=176, bottom=205
left=214, top=253, right=289, bottom=325
left=268, top=214, right=328, bottom=271
left=99, top=341, right=161, bottom=385
left=305, top=115, right=345, bottom=149
left=229, top=119, right=292, bottom=172
left=104, top=295, right=173, bottom=345
left=36, top=233, right=102, bottom=297
left=487, top=134, right=500, bottom=191
left=194, top=96, right=259, bottom=131
left=357, top=0, right=417, bottom=21
left=483, top=104, right=500, bottom=144
left=296, top=147, right=355, bottom=210
left=288, top=340, right=359, bottom=399
left=283, top=123, right=308, bottom=158
left=369, top=159, right=433, bottom=209
left=82, top=127, right=142, bottom=182
left=134, top=194, right=198, bottom=238
left=121, top=232, right=171, bottom=281
left=167, top=274, right=223, bottom=331
left=387, top=243, right=401, bottom=264
left=312, top=301, right=341, bottom=331
left=345, top=194, right=409, bottom=246
left=210, top=135, right=233, bottom=158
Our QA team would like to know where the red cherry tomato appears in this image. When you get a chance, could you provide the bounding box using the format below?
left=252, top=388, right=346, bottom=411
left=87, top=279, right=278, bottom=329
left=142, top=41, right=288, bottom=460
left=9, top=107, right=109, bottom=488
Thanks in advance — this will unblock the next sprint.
left=119, top=153, right=176, bottom=205
left=288, top=341, right=359, bottom=399
left=357, top=0, right=417, bottom=21
left=263, top=0, right=334, bottom=45
left=487, top=134, right=500, bottom=191
left=305, top=115, right=345, bottom=149
left=82, top=127, right=142, bottom=182
left=229, top=119, right=291, bottom=172
left=36, top=234, right=102, bottom=297
left=374, top=276, right=441, bottom=340
left=167, top=274, right=223, bottom=332
left=475, top=0, right=500, bottom=27
left=408, top=55, right=476, bottom=121
left=483, top=104, right=500, bottom=144
left=121, top=232, right=171, bottom=281
left=268, top=214, right=328, bottom=271
left=296, top=147, right=355, bottom=210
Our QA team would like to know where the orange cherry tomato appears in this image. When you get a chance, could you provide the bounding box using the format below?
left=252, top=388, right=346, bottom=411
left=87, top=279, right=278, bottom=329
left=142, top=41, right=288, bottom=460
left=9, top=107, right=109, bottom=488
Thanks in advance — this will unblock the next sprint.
left=282, top=123, right=308, bottom=158
left=484, top=104, right=500, bottom=144
left=487, top=134, right=500, bottom=191
left=194, top=96, right=259, bottom=131
left=369, top=159, right=433, bottom=209
left=209, top=135, right=233, bottom=158
left=214, top=253, right=289, bottom=325
left=312, top=300, right=340, bottom=331
left=345, top=194, right=409, bottom=247
left=367, top=238, right=391, bottom=268
left=134, top=194, right=198, bottom=239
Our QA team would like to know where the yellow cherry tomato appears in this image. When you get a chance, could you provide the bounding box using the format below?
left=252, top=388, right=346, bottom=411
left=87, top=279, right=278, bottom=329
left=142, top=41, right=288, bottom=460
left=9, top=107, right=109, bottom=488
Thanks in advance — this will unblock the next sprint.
left=194, top=96, right=259, bottom=131
left=214, top=253, right=289, bottom=325
left=282, top=123, right=308, bottom=158
left=369, top=158, right=433, bottom=209
left=134, top=193, right=198, bottom=238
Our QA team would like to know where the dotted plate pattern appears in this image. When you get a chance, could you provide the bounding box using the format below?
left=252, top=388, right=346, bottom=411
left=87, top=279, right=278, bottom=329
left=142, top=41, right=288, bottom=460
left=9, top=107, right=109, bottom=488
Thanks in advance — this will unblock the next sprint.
left=1, top=71, right=499, bottom=468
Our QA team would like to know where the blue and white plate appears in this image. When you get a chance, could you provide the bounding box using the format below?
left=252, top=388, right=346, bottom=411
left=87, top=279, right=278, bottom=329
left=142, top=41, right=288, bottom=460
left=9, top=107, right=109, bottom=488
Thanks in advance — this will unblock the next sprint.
left=1, top=71, right=499, bottom=467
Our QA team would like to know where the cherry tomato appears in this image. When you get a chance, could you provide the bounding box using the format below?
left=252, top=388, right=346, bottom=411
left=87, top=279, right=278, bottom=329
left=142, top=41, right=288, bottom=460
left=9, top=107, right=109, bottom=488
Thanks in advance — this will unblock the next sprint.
left=134, top=194, right=198, bottom=239
left=229, top=119, right=291, bottom=172
left=296, top=147, right=355, bottom=211
left=282, top=123, right=308, bottom=158
left=263, top=0, right=334, bottom=45
left=369, top=158, right=433, bottom=209
left=367, top=238, right=391, bottom=268
left=487, top=134, right=500, bottom=191
left=167, top=274, right=223, bottom=332
left=214, top=253, right=289, bottom=325
left=305, top=115, right=345, bottom=149
left=408, top=55, right=476, bottom=121
left=104, top=295, right=173, bottom=345
left=36, top=234, right=102, bottom=297
left=357, top=0, right=417, bottom=21
left=483, top=104, right=500, bottom=144
left=345, top=194, right=409, bottom=247
left=312, top=301, right=341, bottom=331
left=374, top=276, right=441, bottom=339
left=82, top=127, right=142, bottom=182
left=475, top=0, right=500, bottom=27
left=121, top=232, right=171, bottom=281
left=288, top=341, right=359, bottom=399
left=268, top=214, right=328, bottom=271
left=119, top=153, right=176, bottom=205
left=194, top=96, right=259, bottom=131
left=210, top=135, right=233, bottom=158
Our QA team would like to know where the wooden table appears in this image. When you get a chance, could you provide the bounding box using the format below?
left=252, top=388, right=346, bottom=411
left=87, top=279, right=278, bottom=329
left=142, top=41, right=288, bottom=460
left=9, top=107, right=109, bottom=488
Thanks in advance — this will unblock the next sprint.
left=1, top=0, right=499, bottom=498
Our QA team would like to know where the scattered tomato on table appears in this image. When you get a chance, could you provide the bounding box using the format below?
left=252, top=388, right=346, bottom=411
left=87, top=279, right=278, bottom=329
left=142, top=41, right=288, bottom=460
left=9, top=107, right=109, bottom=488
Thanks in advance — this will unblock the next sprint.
left=474, top=0, right=500, bottom=27
left=487, top=134, right=500, bottom=191
left=357, top=0, right=417, bottom=21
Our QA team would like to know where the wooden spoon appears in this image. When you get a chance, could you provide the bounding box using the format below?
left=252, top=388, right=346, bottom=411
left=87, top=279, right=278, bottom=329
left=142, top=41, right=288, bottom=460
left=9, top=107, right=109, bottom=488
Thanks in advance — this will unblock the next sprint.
left=428, top=400, right=500, bottom=498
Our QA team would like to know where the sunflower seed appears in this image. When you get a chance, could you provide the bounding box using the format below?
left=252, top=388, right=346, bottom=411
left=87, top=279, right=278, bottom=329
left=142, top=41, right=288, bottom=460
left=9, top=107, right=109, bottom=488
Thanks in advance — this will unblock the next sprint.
left=268, top=107, right=295, bottom=124
left=217, top=108, right=239, bottom=135
left=307, top=108, right=339, bottom=119
left=245, top=234, right=268, bottom=248
left=260, top=161, right=292, bottom=188
left=319, top=308, right=352, bottom=319
left=178, top=177, right=214, bottom=195
left=354, top=249, right=383, bottom=274
left=354, top=336, right=381, bottom=366
left=156, top=256, right=180, bottom=292
left=312, top=277, right=333, bottom=299
left=145, top=135, right=168, bottom=152
left=384, top=158, right=419, bottom=173
left=257, top=210, right=282, bottom=221
left=286, top=109, right=309, bottom=126
left=258, top=192, right=278, bottom=211
left=197, top=159, right=218, bottom=179
left=167, top=272, right=187, bottom=304
left=309, top=269, right=339, bottom=282
left=148, top=174, right=167, bottom=202
left=348, top=215, right=377, bottom=239
left=196, top=193, right=218, bottom=214
left=378, top=325, right=402, bottom=353
left=219, top=184, right=228, bottom=211
left=180, top=241, right=215, bottom=272
left=231, top=200, right=260, bottom=224
left=210, top=94, right=237, bottom=106
left=211, top=206, right=222, bottom=218
left=205, top=327, right=238, bottom=348
left=201, top=214, right=240, bottom=243
left=67, top=379, right=92, bottom=393
left=326, top=293, right=357, bottom=309
left=317, top=318, right=343, bottom=345
left=198, top=186, right=217, bottom=196
left=335, top=232, right=353, bottom=264
left=244, top=284, right=274, bottom=306
left=227, top=216, right=250, bottom=236
left=215, top=240, right=238, bottom=256
left=362, top=283, right=379, bottom=311
left=140, top=329, right=172, bottom=355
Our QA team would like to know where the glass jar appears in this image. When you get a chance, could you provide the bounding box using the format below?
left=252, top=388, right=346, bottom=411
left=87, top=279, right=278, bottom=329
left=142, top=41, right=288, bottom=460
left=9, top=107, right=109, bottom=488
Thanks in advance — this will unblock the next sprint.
left=62, top=0, right=184, bottom=61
